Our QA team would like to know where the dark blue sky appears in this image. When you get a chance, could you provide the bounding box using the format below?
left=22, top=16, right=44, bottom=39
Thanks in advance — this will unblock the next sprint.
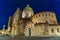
left=0, top=0, right=60, bottom=29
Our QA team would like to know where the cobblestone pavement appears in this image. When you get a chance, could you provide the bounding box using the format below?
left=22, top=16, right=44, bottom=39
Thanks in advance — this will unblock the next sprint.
left=0, top=36, right=60, bottom=40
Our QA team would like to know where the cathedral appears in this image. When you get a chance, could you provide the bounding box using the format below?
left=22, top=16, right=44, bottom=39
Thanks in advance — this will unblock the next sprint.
left=1, top=5, right=60, bottom=36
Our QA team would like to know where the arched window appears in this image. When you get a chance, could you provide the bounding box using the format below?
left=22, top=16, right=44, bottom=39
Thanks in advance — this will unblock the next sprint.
left=46, top=21, right=48, bottom=24
left=57, top=28, right=59, bottom=32
left=51, top=15, right=53, bottom=17
left=39, top=15, right=40, bottom=17
left=51, top=28, right=54, bottom=33
left=46, top=14, right=47, bottom=16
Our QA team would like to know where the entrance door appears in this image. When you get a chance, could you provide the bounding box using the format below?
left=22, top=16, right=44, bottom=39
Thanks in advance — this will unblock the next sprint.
left=29, top=28, right=31, bottom=36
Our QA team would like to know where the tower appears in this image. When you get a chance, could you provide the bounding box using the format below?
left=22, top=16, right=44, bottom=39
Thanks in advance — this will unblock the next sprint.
left=12, top=8, right=22, bottom=24
left=7, top=16, right=12, bottom=35
left=11, top=8, right=22, bottom=36
left=22, top=5, right=34, bottom=18
left=8, top=16, right=12, bottom=30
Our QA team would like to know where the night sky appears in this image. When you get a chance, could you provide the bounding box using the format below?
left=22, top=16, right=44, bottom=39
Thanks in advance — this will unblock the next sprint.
left=0, top=0, right=60, bottom=29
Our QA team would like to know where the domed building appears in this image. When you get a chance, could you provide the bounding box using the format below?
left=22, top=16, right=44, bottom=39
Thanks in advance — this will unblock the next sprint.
left=22, top=5, right=34, bottom=18
left=24, top=11, right=60, bottom=36
left=1, top=5, right=60, bottom=37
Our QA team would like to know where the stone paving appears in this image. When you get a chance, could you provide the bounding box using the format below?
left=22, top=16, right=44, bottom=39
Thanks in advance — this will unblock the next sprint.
left=0, top=36, right=60, bottom=40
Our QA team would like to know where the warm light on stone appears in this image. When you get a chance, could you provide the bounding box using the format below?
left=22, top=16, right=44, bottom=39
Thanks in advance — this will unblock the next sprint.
left=0, top=5, right=60, bottom=37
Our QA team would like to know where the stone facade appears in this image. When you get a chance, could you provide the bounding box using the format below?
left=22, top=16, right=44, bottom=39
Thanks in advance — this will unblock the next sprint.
left=0, top=5, right=60, bottom=37
left=24, top=23, right=60, bottom=36
left=32, top=12, right=58, bottom=24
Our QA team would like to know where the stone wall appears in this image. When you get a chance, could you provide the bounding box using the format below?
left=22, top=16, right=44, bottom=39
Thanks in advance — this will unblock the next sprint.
left=24, top=23, right=60, bottom=36
left=32, top=12, right=58, bottom=24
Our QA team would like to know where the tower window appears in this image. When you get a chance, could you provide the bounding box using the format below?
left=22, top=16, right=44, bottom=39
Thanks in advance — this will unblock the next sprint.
left=51, top=28, right=54, bottom=33
left=57, top=28, right=59, bottom=32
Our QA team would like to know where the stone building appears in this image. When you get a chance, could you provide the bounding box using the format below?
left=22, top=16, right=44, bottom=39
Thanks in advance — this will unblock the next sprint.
left=0, top=5, right=60, bottom=36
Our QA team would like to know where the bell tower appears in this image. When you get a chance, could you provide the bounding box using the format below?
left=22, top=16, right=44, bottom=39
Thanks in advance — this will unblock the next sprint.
left=22, top=5, right=34, bottom=18
left=11, top=8, right=22, bottom=36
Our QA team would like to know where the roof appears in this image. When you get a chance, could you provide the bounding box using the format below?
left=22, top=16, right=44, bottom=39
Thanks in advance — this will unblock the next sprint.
left=32, top=11, right=56, bottom=17
left=23, top=5, right=34, bottom=12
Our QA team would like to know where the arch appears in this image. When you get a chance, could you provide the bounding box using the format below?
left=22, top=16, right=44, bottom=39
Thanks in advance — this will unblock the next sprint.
left=46, top=21, right=48, bottom=24
left=51, top=28, right=54, bottom=33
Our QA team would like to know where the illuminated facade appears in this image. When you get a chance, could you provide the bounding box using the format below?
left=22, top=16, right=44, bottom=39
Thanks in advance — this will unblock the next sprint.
left=0, top=5, right=60, bottom=36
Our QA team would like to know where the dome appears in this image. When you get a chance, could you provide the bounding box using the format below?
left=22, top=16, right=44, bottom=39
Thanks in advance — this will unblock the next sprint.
left=23, top=5, right=34, bottom=13
left=22, top=5, right=34, bottom=18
